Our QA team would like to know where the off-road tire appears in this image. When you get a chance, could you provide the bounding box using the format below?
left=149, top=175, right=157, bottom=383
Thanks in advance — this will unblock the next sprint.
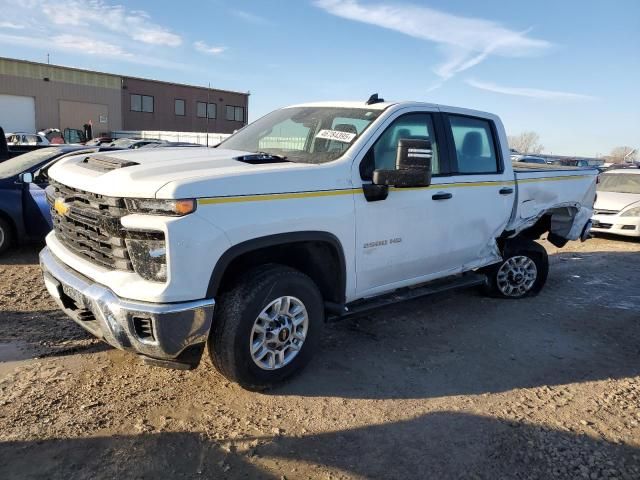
left=482, top=240, right=549, bottom=299
left=209, top=264, right=324, bottom=390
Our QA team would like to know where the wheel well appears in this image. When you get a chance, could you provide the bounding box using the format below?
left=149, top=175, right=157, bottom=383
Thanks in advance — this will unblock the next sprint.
left=510, top=206, right=579, bottom=248
left=517, top=214, right=551, bottom=241
left=208, top=234, right=346, bottom=305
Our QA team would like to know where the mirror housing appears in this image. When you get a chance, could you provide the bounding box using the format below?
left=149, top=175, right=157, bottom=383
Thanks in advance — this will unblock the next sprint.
left=20, top=172, right=33, bottom=184
left=372, top=138, right=432, bottom=188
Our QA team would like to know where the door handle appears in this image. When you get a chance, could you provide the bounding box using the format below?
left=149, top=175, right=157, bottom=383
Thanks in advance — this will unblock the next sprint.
left=432, top=192, right=453, bottom=201
left=499, top=187, right=514, bottom=195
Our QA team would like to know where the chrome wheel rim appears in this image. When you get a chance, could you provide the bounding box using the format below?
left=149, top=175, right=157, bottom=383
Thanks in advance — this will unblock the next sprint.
left=250, top=296, right=308, bottom=370
left=0, top=226, right=4, bottom=249
left=496, top=255, right=537, bottom=297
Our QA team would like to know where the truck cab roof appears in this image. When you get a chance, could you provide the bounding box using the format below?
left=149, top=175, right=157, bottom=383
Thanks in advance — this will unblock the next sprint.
left=284, top=101, right=495, bottom=117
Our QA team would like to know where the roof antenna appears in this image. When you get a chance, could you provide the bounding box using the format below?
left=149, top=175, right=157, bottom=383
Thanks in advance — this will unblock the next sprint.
left=366, top=93, right=384, bottom=105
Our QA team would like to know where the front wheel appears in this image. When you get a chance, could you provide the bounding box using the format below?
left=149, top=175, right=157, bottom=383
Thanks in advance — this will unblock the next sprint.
left=482, top=240, right=549, bottom=299
left=0, top=217, right=14, bottom=256
left=209, top=264, right=324, bottom=390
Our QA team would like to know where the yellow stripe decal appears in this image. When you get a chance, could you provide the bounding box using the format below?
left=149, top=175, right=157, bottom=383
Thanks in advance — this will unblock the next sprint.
left=198, top=189, right=359, bottom=205
left=197, top=175, right=591, bottom=205
left=516, top=174, right=592, bottom=184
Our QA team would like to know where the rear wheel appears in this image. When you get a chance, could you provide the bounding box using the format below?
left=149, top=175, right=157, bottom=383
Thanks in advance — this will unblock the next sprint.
left=0, top=218, right=14, bottom=256
left=482, top=240, right=548, bottom=299
left=209, top=264, right=324, bottom=390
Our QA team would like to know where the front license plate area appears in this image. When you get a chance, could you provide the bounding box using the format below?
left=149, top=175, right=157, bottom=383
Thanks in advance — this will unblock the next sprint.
left=62, top=284, right=87, bottom=309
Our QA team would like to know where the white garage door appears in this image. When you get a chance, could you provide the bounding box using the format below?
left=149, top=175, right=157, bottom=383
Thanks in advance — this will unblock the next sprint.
left=0, top=94, right=36, bottom=133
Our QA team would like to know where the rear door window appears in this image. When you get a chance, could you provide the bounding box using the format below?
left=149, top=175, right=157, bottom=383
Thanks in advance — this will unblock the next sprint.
left=448, top=115, right=500, bottom=174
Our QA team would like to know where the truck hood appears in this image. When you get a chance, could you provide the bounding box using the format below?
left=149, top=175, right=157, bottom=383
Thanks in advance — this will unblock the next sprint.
left=594, top=191, right=640, bottom=212
left=47, top=147, right=350, bottom=198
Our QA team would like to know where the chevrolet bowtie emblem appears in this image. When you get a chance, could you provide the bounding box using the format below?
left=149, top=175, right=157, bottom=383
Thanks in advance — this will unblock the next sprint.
left=54, top=198, right=69, bottom=216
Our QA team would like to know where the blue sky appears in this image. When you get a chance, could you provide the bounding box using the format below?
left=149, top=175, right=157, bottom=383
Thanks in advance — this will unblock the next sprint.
left=0, top=0, right=638, bottom=156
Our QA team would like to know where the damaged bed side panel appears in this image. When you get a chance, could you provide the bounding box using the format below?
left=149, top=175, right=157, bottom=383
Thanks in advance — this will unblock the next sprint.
left=506, top=170, right=598, bottom=242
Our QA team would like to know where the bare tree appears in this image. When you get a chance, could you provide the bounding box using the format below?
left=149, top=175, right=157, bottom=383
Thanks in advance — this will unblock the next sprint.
left=608, top=146, right=637, bottom=163
left=507, top=131, right=544, bottom=154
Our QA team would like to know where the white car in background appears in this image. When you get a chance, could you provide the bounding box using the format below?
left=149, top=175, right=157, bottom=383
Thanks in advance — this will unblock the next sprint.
left=592, top=169, right=640, bottom=237
left=6, top=133, right=50, bottom=146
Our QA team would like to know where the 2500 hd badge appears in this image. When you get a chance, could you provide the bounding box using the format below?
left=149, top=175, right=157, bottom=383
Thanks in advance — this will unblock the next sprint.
left=364, top=238, right=402, bottom=249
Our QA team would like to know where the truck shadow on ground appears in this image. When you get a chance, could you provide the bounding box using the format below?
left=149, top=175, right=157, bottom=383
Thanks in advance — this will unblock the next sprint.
left=1, top=411, right=638, bottom=479
left=275, top=250, right=640, bottom=399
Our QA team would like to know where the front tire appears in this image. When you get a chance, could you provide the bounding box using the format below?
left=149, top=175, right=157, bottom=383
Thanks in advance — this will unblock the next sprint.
left=0, top=217, right=14, bottom=256
left=482, top=240, right=548, bottom=299
left=209, top=264, right=324, bottom=390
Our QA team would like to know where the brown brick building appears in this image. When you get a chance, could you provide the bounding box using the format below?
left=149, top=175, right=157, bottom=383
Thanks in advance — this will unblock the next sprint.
left=0, top=57, right=249, bottom=136
left=121, top=76, right=248, bottom=134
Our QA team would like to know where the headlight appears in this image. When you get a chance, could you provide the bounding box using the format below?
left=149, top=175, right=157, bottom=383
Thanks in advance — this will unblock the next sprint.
left=125, top=231, right=167, bottom=282
left=621, top=206, right=640, bottom=217
left=125, top=198, right=196, bottom=216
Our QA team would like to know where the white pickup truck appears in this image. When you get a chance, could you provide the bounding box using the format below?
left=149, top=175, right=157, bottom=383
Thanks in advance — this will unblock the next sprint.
left=40, top=98, right=597, bottom=389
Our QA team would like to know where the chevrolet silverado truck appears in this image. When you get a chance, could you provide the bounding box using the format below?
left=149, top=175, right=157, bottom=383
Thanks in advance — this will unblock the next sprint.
left=39, top=98, right=597, bottom=389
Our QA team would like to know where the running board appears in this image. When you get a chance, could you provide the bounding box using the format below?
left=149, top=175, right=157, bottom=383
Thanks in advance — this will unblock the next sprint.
left=327, top=273, right=488, bottom=322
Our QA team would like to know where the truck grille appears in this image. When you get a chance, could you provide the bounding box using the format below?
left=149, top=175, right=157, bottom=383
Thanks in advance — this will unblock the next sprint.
left=47, top=180, right=133, bottom=271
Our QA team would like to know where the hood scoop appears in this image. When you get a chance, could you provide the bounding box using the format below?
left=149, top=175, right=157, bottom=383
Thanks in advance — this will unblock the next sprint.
left=80, top=155, right=140, bottom=172
left=235, top=153, right=290, bottom=165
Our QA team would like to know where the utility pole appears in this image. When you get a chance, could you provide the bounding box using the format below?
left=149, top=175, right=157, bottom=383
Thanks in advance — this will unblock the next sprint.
left=47, top=53, right=50, bottom=64
left=206, top=82, right=210, bottom=147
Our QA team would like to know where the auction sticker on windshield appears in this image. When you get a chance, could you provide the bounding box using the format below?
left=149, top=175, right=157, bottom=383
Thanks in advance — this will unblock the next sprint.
left=315, top=129, right=357, bottom=143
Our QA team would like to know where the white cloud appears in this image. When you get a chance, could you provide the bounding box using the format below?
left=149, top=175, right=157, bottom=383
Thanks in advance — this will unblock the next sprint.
left=314, top=0, right=550, bottom=80
left=0, top=21, right=24, bottom=29
left=0, top=0, right=181, bottom=47
left=52, top=34, right=134, bottom=58
left=0, top=31, right=190, bottom=69
left=466, top=79, right=596, bottom=101
left=0, top=0, right=193, bottom=69
left=194, top=41, right=226, bottom=56
left=231, top=9, right=271, bottom=25
left=132, top=29, right=181, bottom=47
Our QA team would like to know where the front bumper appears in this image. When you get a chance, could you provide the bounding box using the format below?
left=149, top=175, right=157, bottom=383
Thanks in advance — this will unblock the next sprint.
left=592, top=214, right=640, bottom=238
left=40, top=247, right=215, bottom=368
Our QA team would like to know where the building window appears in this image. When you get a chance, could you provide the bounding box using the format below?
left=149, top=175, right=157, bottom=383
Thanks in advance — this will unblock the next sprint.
left=226, top=105, right=244, bottom=122
left=175, top=99, right=185, bottom=116
left=197, top=102, right=207, bottom=118
left=207, top=103, right=216, bottom=119
left=131, top=94, right=154, bottom=113
left=197, top=102, right=216, bottom=119
left=131, top=94, right=142, bottom=112
left=142, top=95, right=154, bottom=113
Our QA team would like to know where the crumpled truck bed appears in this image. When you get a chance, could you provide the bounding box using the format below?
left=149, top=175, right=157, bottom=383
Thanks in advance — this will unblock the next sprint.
left=507, top=165, right=598, bottom=241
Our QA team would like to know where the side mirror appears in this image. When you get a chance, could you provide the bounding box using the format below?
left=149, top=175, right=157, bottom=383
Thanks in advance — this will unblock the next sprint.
left=20, top=172, right=33, bottom=184
left=372, top=138, right=432, bottom=188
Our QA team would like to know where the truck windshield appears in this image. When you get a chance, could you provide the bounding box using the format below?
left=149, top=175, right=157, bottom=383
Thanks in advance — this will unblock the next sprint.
left=0, top=148, right=61, bottom=179
left=218, top=107, right=383, bottom=164
left=597, top=173, right=640, bottom=194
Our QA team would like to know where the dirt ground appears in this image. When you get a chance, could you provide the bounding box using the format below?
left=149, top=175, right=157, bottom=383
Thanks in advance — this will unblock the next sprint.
left=1, top=235, right=639, bottom=479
